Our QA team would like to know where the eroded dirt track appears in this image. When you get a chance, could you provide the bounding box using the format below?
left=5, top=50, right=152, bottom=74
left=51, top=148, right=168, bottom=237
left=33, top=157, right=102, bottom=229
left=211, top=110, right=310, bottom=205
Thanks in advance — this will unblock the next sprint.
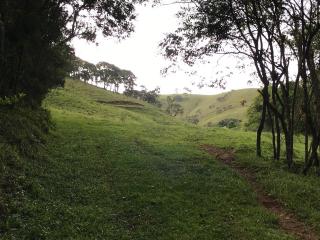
left=201, top=144, right=319, bottom=240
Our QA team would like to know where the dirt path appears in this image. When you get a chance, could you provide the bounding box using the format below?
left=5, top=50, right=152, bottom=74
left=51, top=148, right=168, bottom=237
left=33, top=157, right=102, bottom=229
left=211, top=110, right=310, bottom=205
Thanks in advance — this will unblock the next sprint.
left=201, top=144, right=319, bottom=240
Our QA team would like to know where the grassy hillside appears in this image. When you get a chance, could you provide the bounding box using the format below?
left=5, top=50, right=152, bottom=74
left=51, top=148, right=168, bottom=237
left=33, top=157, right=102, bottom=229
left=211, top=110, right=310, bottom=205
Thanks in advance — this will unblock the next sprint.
left=1, top=80, right=320, bottom=239
left=160, top=88, right=258, bottom=127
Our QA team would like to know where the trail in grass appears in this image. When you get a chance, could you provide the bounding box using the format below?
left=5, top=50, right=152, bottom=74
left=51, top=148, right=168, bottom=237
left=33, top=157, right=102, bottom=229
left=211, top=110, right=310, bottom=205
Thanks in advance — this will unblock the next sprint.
left=2, top=80, right=301, bottom=239
left=201, top=144, right=319, bottom=240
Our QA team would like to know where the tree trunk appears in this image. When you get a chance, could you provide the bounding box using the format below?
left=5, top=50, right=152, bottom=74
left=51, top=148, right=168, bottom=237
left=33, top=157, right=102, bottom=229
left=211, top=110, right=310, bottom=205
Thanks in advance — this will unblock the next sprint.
left=267, top=105, right=277, bottom=160
left=283, top=129, right=294, bottom=169
left=275, top=115, right=281, bottom=160
left=271, top=82, right=281, bottom=161
left=304, top=49, right=320, bottom=174
left=304, top=137, right=319, bottom=175
left=257, top=92, right=267, bottom=157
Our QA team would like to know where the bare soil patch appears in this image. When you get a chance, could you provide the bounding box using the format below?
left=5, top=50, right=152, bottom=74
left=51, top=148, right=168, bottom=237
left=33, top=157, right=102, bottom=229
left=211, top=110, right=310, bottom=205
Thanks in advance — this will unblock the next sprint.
left=201, top=144, right=319, bottom=240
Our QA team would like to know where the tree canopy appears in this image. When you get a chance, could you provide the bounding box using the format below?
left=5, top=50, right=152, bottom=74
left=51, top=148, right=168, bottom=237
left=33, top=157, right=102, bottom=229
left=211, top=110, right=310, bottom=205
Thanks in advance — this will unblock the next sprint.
left=71, top=57, right=137, bottom=93
left=0, top=0, right=144, bottom=105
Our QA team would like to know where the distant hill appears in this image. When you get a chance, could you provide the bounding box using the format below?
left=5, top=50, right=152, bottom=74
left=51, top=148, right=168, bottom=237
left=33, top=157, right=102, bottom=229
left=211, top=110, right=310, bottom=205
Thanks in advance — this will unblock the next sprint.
left=160, top=88, right=259, bottom=127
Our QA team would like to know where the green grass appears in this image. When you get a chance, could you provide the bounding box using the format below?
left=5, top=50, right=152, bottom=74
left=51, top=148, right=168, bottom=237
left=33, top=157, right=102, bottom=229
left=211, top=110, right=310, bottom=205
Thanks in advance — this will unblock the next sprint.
left=159, top=89, right=258, bottom=127
left=1, top=79, right=319, bottom=239
left=200, top=129, right=320, bottom=234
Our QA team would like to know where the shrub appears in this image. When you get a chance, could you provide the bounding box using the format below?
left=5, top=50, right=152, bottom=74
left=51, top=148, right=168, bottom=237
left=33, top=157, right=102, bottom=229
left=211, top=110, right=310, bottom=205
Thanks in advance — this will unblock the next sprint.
left=0, top=105, right=52, bottom=231
left=218, top=118, right=241, bottom=128
left=124, top=87, right=161, bottom=107
left=166, top=96, right=184, bottom=117
left=0, top=105, right=52, bottom=157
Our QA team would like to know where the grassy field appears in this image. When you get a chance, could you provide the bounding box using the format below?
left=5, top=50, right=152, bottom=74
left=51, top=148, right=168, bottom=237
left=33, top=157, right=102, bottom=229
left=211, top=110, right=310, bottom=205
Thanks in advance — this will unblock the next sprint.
left=159, top=89, right=258, bottom=127
left=1, top=80, right=319, bottom=239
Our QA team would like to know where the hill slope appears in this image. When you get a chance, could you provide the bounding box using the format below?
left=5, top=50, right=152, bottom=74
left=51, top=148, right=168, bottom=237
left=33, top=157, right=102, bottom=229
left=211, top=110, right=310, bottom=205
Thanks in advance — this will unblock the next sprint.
left=160, top=88, right=258, bottom=126
left=2, top=80, right=320, bottom=239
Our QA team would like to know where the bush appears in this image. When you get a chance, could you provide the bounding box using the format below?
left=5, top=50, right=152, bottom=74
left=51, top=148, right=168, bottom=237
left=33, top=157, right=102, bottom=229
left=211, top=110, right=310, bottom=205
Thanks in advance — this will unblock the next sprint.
left=218, top=118, right=241, bottom=128
left=0, top=105, right=52, bottom=157
left=124, top=87, right=161, bottom=107
left=166, top=96, right=184, bottom=117
left=0, top=105, right=52, bottom=231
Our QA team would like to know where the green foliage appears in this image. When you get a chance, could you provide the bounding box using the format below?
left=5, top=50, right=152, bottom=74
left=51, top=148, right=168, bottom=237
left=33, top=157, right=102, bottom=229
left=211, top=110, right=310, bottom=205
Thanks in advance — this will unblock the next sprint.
left=0, top=0, right=72, bottom=105
left=245, top=90, right=305, bottom=133
left=71, top=58, right=97, bottom=84
left=166, top=96, right=184, bottom=116
left=0, top=93, right=26, bottom=106
left=245, top=94, right=264, bottom=131
left=0, top=105, right=52, bottom=233
left=0, top=143, right=24, bottom=233
left=218, top=118, right=241, bottom=128
left=0, top=105, right=52, bottom=157
left=71, top=58, right=137, bottom=94
left=185, top=110, right=201, bottom=125
left=0, top=0, right=143, bottom=105
left=124, top=86, right=161, bottom=106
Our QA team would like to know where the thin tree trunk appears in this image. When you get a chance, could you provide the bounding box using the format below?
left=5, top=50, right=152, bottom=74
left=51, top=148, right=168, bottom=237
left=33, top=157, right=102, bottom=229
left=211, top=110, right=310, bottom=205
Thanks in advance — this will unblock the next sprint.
left=275, top=115, right=281, bottom=160
left=257, top=91, right=267, bottom=157
left=302, top=75, right=309, bottom=165
left=267, top=105, right=277, bottom=160
left=271, top=81, right=281, bottom=160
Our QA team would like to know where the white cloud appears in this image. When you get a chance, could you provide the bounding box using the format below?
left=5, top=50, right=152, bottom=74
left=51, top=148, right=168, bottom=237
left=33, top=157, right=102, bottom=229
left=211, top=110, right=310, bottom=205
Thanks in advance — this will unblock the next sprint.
left=72, top=4, right=260, bottom=94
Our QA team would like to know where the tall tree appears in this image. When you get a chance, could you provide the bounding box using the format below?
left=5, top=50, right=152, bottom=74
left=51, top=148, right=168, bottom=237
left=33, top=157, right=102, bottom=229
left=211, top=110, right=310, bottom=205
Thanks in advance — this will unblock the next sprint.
left=0, top=0, right=145, bottom=105
left=121, top=70, right=137, bottom=91
left=96, top=61, right=122, bottom=91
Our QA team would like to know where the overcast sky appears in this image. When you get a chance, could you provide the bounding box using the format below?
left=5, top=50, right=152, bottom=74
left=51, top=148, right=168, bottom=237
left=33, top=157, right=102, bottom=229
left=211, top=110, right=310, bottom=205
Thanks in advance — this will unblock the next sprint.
left=72, top=3, right=260, bottom=95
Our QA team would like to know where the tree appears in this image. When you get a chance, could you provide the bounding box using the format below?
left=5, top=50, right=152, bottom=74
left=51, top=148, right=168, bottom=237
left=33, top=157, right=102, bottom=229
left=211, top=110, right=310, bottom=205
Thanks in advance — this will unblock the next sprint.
left=0, top=0, right=145, bottom=106
left=121, top=70, right=137, bottom=91
left=218, top=119, right=241, bottom=129
left=240, top=99, right=247, bottom=107
left=124, top=86, right=161, bottom=106
left=166, top=96, right=184, bottom=117
left=160, top=0, right=320, bottom=173
left=81, top=61, right=97, bottom=84
left=96, top=62, right=122, bottom=91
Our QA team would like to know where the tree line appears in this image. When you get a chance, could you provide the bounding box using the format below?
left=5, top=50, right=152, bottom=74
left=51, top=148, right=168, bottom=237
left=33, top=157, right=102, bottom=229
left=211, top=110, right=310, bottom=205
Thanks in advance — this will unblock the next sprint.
left=70, top=56, right=162, bottom=105
left=70, top=57, right=136, bottom=93
left=160, top=0, right=320, bottom=175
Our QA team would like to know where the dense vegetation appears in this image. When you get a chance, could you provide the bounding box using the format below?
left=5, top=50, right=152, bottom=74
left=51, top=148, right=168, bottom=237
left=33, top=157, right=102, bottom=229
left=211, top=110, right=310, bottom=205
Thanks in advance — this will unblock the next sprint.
left=0, top=0, right=144, bottom=106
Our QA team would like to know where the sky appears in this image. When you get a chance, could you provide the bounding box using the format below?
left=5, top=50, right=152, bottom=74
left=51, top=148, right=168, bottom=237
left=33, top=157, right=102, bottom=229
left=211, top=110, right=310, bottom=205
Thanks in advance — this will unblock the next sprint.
left=72, top=3, right=261, bottom=95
